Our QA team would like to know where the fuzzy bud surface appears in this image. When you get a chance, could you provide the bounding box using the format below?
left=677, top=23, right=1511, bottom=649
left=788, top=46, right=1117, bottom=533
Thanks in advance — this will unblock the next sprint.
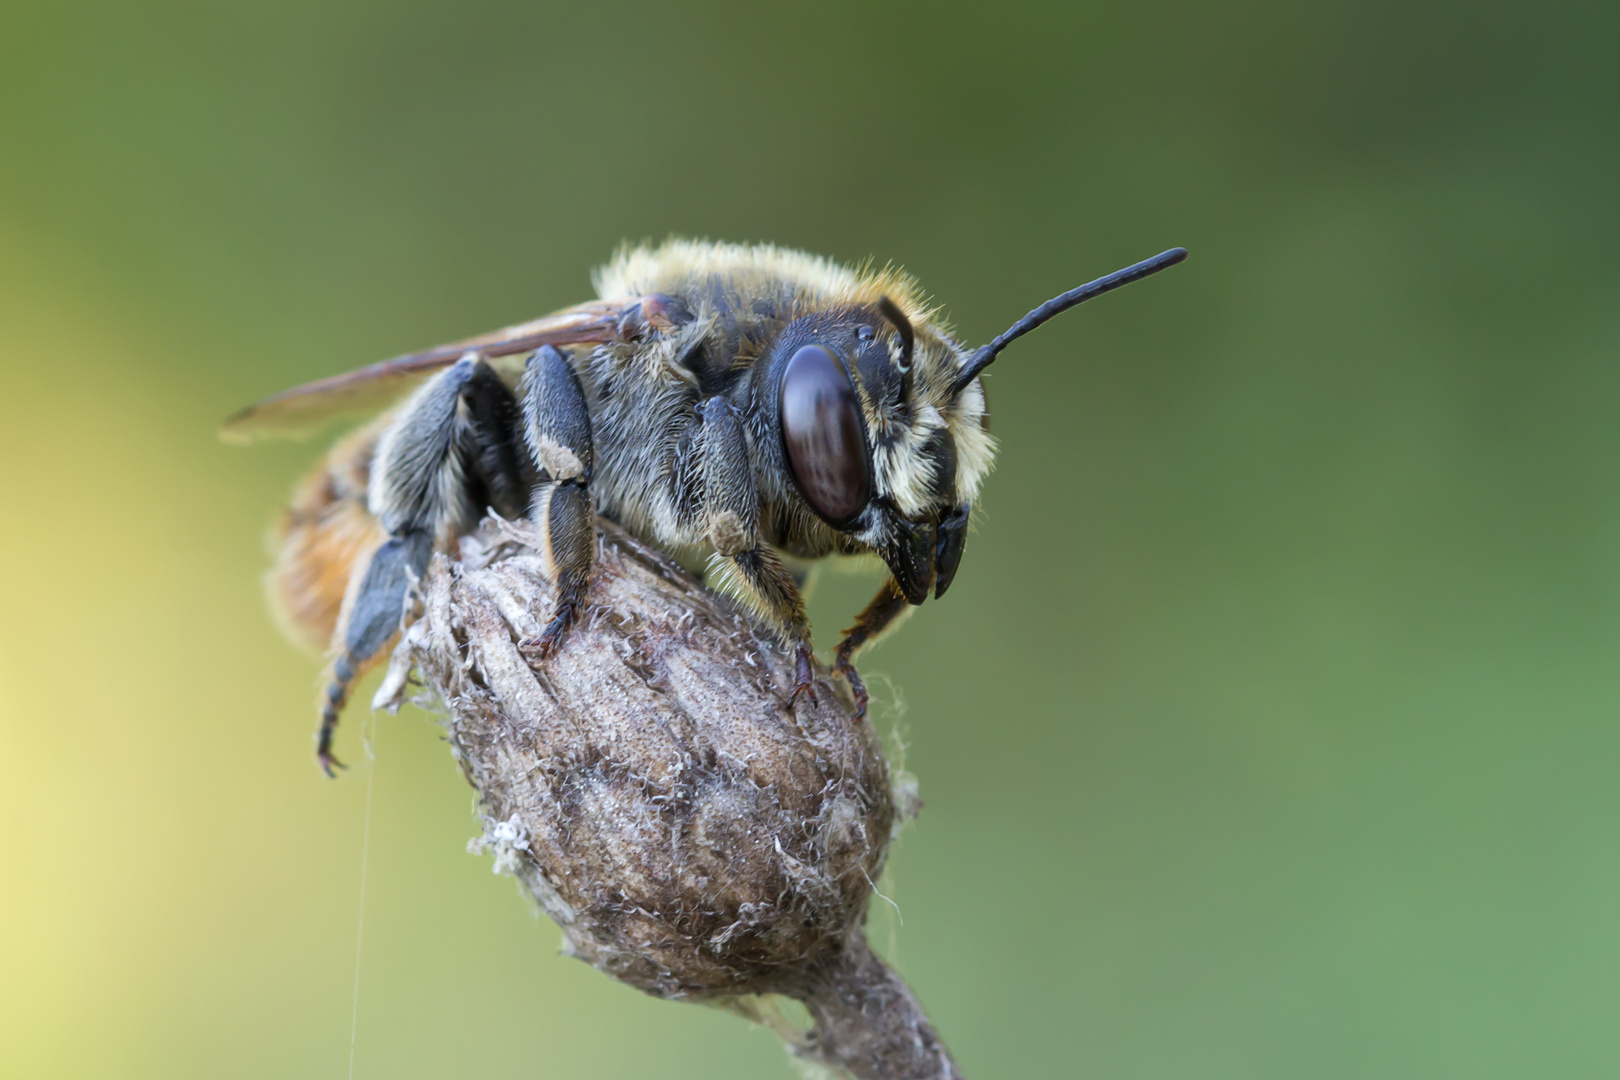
left=377, top=517, right=960, bottom=1080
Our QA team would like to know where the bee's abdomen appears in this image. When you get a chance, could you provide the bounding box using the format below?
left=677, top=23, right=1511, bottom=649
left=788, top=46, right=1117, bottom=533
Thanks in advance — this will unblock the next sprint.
left=267, top=417, right=390, bottom=655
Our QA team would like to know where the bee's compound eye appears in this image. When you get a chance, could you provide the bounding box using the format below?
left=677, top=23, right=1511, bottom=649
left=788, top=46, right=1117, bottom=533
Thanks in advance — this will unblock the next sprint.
left=780, top=344, right=871, bottom=524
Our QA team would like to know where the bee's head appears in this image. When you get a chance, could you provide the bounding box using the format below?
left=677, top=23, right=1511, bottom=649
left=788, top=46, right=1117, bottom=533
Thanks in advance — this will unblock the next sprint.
left=767, top=299, right=993, bottom=605
left=768, top=247, right=1186, bottom=606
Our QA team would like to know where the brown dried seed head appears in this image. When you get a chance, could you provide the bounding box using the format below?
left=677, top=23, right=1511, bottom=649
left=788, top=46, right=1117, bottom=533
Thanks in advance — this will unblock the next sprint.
left=377, top=517, right=961, bottom=1080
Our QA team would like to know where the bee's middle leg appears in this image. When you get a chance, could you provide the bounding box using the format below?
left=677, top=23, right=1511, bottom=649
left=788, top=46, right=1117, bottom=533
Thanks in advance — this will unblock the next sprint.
left=688, top=398, right=817, bottom=706
left=518, top=345, right=595, bottom=657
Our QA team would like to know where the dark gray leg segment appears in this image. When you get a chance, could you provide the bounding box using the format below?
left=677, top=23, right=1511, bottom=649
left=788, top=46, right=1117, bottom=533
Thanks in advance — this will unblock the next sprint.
left=319, top=528, right=432, bottom=774
left=691, top=398, right=815, bottom=706
left=370, top=357, right=475, bottom=535
left=522, top=345, right=593, bottom=483
left=518, top=346, right=597, bottom=656
left=459, top=362, right=531, bottom=521
left=370, top=353, right=532, bottom=531
left=522, top=481, right=594, bottom=655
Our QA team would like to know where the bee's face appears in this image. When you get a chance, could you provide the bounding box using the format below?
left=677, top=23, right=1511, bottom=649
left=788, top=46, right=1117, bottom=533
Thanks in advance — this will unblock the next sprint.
left=766, top=304, right=995, bottom=604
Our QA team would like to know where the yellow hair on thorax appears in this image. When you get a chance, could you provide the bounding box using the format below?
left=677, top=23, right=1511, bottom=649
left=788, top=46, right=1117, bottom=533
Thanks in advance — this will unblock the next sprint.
left=594, top=239, right=934, bottom=327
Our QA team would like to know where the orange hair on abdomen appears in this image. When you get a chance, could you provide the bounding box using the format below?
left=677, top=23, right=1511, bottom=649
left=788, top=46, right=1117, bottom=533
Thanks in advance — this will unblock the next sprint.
left=266, top=414, right=392, bottom=656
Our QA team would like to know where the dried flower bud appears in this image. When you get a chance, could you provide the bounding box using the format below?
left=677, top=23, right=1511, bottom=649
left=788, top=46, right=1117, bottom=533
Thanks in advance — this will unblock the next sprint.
left=376, top=518, right=961, bottom=1080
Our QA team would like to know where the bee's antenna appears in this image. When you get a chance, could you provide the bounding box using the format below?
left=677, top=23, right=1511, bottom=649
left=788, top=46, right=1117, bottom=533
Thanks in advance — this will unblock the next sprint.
left=876, top=296, right=915, bottom=372
left=950, top=247, right=1187, bottom=395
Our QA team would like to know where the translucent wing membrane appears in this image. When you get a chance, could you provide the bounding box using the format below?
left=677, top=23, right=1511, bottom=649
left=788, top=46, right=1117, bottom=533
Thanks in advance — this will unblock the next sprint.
left=219, top=301, right=625, bottom=442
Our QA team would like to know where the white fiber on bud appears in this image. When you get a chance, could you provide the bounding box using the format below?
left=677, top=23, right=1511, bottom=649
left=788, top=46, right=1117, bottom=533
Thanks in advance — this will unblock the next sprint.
left=467, top=813, right=531, bottom=876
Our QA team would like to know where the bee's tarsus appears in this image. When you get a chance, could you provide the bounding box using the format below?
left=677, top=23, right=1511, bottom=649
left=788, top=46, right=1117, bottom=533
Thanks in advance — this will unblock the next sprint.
left=317, top=695, right=348, bottom=777
left=314, top=655, right=357, bottom=776
left=834, top=651, right=869, bottom=722
left=788, top=644, right=818, bottom=709
left=523, top=598, right=579, bottom=659
left=831, top=577, right=911, bottom=720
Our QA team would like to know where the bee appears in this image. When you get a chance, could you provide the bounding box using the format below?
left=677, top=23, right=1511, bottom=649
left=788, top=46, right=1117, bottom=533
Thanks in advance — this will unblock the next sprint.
left=225, top=240, right=1185, bottom=774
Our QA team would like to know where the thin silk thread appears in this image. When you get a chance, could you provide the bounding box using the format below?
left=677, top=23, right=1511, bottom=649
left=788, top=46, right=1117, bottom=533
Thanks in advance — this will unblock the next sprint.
left=347, top=717, right=378, bottom=1080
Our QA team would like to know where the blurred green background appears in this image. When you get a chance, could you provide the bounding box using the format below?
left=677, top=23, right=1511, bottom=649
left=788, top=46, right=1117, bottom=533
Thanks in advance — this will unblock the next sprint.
left=2, top=1, right=1618, bottom=1076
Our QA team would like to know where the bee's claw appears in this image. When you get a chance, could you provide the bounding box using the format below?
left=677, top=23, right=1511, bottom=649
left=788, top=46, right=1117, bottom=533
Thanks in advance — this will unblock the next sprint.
left=842, top=663, right=868, bottom=722
left=316, top=691, right=349, bottom=778
left=520, top=600, right=579, bottom=659
left=834, top=652, right=868, bottom=721
left=787, top=643, right=818, bottom=708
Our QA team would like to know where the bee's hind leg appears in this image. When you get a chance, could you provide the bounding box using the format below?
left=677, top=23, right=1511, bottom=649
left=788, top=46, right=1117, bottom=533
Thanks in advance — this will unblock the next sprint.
left=318, top=354, right=526, bottom=775
left=517, top=346, right=596, bottom=657
left=687, top=397, right=817, bottom=707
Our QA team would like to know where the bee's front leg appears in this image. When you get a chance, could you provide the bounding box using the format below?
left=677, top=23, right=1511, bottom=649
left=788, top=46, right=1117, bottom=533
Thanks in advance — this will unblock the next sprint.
left=833, top=581, right=913, bottom=721
left=517, top=346, right=595, bottom=657
left=688, top=398, right=817, bottom=707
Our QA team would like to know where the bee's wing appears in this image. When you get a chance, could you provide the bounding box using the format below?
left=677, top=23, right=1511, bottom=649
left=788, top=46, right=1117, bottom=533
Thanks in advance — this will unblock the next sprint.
left=220, top=300, right=627, bottom=442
